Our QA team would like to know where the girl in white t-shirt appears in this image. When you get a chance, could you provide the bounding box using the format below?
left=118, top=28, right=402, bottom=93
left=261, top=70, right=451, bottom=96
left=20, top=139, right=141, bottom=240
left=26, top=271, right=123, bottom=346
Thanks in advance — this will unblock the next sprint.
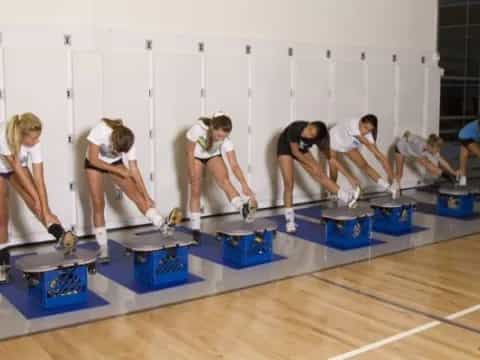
left=329, top=114, right=394, bottom=193
left=85, top=118, right=165, bottom=262
left=186, top=113, right=255, bottom=235
left=0, top=113, right=74, bottom=283
left=392, top=132, right=458, bottom=196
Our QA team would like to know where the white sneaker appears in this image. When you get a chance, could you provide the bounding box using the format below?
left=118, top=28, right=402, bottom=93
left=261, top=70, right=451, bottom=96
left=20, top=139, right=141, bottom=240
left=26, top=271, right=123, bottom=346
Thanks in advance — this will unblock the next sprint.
left=390, top=182, right=400, bottom=199
left=286, top=221, right=297, bottom=233
left=347, top=188, right=361, bottom=209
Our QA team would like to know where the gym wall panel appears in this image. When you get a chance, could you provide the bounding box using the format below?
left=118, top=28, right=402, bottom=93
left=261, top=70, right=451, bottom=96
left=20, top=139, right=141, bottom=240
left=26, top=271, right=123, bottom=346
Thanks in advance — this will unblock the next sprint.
left=424, top=66, right=442, bottom=136
left=203, top=40, right=249, bottom=214
left=365, top=60, right=397, bottom=189
left=101, top=51, right=152, bottom=227
left=4, top=47, right=71, bottom=243
left=71, top=51, right=103, bottom=236
left=250, top=43, right=291, bottom=207
left=153, top=45, right=202, bottom=215
left=0, top=26, right=442, bottom=243
left=292, top=47, right=332, bottom=201
left=395, top=63, right=428, bottom=185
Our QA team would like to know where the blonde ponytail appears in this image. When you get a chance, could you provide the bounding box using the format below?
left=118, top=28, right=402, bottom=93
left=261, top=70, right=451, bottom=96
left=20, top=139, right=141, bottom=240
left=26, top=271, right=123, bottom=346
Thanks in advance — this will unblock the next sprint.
left=6, top=113, right=42, bottom=156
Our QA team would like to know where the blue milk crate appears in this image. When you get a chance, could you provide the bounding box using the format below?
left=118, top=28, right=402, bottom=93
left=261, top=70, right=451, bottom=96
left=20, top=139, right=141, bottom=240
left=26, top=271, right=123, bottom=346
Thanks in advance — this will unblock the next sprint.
left=373, top=206, right=413, bottom=235
left=221, top=230, right=274, bottom=268
left=437, top=194, right=475, bottom=218
left=325, top=217, right=372, bottom=249
left=30, top=266, right=88, bottom=309
left=134, top=246, right=189, bottom=288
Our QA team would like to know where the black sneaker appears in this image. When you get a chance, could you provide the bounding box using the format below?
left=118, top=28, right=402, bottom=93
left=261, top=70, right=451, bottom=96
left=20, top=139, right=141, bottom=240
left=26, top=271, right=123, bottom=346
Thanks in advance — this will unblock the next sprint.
left=241, top=199, right=257, bottom=222
left=0, top=265, right=10, bottom=285
left=192, top=230, right=201, bottom=244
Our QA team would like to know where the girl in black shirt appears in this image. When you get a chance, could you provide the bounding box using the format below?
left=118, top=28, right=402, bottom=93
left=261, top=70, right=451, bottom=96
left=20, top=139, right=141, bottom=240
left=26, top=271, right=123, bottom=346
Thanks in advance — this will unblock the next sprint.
left=277, top=121, right=360, bottom=233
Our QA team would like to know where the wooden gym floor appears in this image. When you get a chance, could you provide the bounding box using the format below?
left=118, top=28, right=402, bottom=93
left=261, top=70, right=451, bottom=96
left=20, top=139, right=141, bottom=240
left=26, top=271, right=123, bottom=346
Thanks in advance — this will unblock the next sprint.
left=1, top=232, right=479, bottom=359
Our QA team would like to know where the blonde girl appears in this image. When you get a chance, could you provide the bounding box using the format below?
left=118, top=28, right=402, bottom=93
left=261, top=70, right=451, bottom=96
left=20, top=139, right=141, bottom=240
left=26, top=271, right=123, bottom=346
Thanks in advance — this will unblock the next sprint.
left=392, top=131, right=459, bottom=196
left=0, top=113, right=73, bottom=283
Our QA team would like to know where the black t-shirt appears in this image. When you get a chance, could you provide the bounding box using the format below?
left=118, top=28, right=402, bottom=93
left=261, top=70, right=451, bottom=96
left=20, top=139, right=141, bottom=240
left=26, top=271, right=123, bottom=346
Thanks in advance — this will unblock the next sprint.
left=277, top=121, right=319, bottom=155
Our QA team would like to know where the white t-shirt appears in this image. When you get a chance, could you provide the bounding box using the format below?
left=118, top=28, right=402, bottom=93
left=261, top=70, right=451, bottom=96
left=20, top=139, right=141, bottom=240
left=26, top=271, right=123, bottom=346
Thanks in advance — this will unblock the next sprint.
left=0, top=122, right=43, bottom=174
left=186, top=120, right=234, bottom=159
left=396, top=134, right=427, bottom=158
left=86, top=121, right=137, bottom=164
left=396, top=134, right=440, bottom=165
left=330, top=117, right=375, bottom=152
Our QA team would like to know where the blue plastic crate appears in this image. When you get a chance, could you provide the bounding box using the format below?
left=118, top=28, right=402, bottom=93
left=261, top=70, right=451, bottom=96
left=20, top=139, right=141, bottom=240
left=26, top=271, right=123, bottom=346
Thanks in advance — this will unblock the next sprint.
left=221, top=230, right=274, bottom=268
left=134, top=247, right=189, bottom=288
left=373, top=206, right=413, bottom=235
left=30, top=266, right=88, bottom=309
left=437, top=194, right=475, bottom=218
left=325, top=217, right=372, bottom=248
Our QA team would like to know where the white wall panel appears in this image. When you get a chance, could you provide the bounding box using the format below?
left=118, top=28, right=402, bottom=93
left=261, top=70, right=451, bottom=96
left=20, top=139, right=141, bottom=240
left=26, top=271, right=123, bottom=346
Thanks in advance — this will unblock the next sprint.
left=154, top=49, right=202, bottom=214
left=250, top=44, right=291, bottom=207
left=332, top=60, right=366, bottom=125
left=395, top=63, right=428, bottom=186
left=365, top=61, right=397, bottom=189
left=71, top=51, right=102, bottom=235
left=203, top=40, right=249, bottom=214
left=397, top=65, right=426, bottom=136
left=425, top=66, right=442, bottom=136
left=4, top=48, right=71, bottom=243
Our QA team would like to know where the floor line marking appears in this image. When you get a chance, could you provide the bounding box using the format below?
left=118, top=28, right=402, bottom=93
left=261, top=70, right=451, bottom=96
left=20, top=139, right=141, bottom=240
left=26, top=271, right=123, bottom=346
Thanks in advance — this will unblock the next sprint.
left=328, top=320, right=441, bottom=360
left=312, top=276, right=480, bottom=359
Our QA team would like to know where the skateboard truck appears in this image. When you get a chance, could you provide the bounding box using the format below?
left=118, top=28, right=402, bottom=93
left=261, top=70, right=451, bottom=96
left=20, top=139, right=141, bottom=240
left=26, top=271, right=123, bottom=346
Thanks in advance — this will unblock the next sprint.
left=161, top=208, right=183, bottom=236
left=56, top=231, right=78, bottom=257
left=242, top=198, right=258, bottom=223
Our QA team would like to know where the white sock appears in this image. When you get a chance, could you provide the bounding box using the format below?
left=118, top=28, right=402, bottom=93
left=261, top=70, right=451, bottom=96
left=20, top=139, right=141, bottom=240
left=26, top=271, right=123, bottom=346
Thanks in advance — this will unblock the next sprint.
left=95, top=227, right=107, bottom=247
left=145, top=208, right=164, bottom=227
left=377, top=178, right=389, bottom=190
left=285, top=208, right=295, bottom=223
left=231, top=196, right=244, bottom=210
left=190, top=212, right=201, bottom=230
left=459, top=176, right=467, bottom=186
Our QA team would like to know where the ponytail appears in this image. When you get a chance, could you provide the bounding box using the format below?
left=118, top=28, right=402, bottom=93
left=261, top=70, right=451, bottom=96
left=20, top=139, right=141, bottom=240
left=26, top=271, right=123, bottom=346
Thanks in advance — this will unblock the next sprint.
left=199, top=112, right=232, bottom=151
left=102, top=118, right=134, bottom=153
left=6, top=113, right=42, bottom=156
left=427, top=133, right=443, bottom=148
left=403, top=130, right=412, bottom=139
